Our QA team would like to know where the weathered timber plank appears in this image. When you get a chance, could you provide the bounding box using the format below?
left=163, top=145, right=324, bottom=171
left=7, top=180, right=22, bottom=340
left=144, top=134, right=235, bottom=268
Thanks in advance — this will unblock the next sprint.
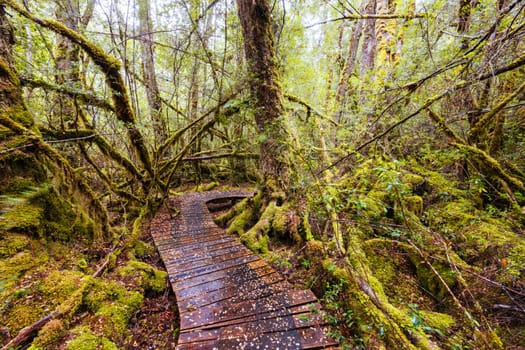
left=168, top=255, right=260, bottom=282
left=179, top=289, right=318, bottom=330
left=165, top=244, right=250, bottom=270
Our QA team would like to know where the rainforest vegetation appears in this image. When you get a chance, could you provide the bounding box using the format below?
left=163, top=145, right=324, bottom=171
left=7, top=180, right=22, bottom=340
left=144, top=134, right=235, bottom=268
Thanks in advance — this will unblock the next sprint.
left=0, top=0, right=524, bottom=348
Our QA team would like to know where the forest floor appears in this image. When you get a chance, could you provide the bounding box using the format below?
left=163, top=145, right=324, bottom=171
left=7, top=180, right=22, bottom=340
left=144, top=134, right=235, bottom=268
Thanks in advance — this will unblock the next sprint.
left=123, top=231, right=179, bottom=350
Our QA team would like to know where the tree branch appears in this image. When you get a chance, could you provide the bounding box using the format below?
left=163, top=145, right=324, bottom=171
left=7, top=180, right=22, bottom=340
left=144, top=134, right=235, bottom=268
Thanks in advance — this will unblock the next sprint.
left=20, top=76, right=114, bottom=111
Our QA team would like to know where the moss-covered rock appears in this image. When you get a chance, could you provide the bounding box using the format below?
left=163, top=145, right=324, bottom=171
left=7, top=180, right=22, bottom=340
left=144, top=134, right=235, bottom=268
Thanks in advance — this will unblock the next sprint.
left=403, top=195, right=424, bottom=216
left=94, top=294, right=143, bottom=340
left=41, top=270, right=84, bottom=300
left=80, top=277, right=144, bottom=341
left=117, top=260, right=167, bottom=293
left=0, top=184, right=95, bottom=241
left=28, top=319, right=67, bottom=350
left=0, top=250, right=48, bottom=291
left=418, top=310, right=456, bottom=334
left=65, top=326, right=118, bottom=350
left=0, top=233, right=30, bottom=258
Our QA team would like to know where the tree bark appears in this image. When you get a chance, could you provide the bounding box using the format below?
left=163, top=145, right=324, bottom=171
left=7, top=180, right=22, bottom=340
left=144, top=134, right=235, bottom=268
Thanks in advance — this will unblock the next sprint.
left=137, top=0, right=166, bottom=147
left=236, top=0, right=290, bottom=194
left=360, top=0, right=377, bottom=77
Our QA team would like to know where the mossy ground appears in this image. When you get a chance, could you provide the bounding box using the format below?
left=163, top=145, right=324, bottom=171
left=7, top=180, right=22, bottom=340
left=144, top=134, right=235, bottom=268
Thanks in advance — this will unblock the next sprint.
left=0, top=189, right=176, bottom=349
left=293, top=156, right=525, bottom=349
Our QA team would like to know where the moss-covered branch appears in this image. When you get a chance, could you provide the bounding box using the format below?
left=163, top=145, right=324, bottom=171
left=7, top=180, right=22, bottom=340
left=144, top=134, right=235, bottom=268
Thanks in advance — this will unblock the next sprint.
left=426, top=108, right=464, bottom=143
left=284, top=93, right=339, bottom=126
left=453, top=143, right=525, bottom=192
left=78, top=144, right=144, bottom=204
left=162, top=117, right=218, bottom=189
left=156, top=89, right=240, bottom=159
left=469, top=80, right=525, bottom=141
left=20, top=76, right=114, bottom=112
left=183, top=152, right=258, bottom=161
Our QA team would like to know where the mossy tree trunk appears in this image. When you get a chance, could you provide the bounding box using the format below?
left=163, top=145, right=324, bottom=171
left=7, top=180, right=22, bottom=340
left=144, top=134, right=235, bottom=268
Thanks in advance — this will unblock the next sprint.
left=236, top=0, right=290, bottom=196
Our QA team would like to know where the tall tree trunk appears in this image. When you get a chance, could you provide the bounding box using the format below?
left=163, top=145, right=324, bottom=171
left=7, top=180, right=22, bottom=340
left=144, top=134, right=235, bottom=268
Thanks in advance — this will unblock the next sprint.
left=375, top=0, right=395, bottom=64
left=360, top=0, right=377, bottom=78
left=137, top=0, right=166, bottom=147
left=236, top=0, right=290, bottom=194
left=334, top=2, right=369, bottom=125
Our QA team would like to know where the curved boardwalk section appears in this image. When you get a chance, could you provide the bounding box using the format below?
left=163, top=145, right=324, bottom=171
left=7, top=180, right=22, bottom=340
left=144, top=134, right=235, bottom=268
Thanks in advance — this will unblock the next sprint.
left=151, top=190, right=339, bottom=349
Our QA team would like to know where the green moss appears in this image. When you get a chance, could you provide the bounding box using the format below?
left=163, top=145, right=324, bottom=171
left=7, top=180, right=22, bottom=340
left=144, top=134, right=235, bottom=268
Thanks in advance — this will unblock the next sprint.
left=403, top=195, right=423, bottom=216
left=419, top=310, right=456, bottom=333
left=0, top=184, right=95, bottom=241
left=1, top=177, right=35, bottom=194
left=29, top=319, right=66, bottom=349
left=5, top=299, right=45, bottom=334
left=363, top=242, right=409, bottom=300
left=95, top=293, right=143, bottom=340
left=38, top=186, right=95, bottom=241
left=0, top=251, right=48, bottom=290
left=239, top=201, right=293, bottom=254
left=202, top=181, right=219, bottom=191
left=506, top=244, right=525, bottom=278
left=79, top=277, right=143, bottom=341
left=459, top=221, right=519, bottom=262
left=402, top=173, right=424, bottom=187
left=241, top=213, right=271, bottom=254
left=359, top=194, right=388, bottom=219
left=117, top=261, right=167, bottom=293
left=0, top=233, right=30, bottom=258
left=83, top=278, right=128, bottom=311
left=132, top=240, right=154, bottom=257
left=65, top=326, right=118, bottom=350
left=320, top=259, right=429, bottom=350
left=227, top=206, right=253, bottom=236
left=271, top=203, right=291, bottom=236
left=425, top=199, right=477, bottom=235
left=41, top=270, right=83, bottom=300
left=0, top=203, right=43, bottom=233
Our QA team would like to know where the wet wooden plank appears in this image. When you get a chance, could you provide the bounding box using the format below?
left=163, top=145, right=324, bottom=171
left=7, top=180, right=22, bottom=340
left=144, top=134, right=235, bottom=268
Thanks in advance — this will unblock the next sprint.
left=175, top=262, right=276, bottom=298
left=168, top=254, right=260, bottom=282
left=179, top=289, right=318, bottom=330
left=177, top=278, right=293, bottom=313
left=165, top=244, right=250, bottom=270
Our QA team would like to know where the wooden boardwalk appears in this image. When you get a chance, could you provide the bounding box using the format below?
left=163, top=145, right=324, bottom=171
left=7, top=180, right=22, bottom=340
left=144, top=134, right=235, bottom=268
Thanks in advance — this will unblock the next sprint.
left=151, top=190, right=339, bottom=349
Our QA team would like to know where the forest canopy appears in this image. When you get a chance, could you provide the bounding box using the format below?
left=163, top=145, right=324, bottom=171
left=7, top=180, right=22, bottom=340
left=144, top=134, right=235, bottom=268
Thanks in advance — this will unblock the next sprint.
left=0, top=0, right=524, bottom=348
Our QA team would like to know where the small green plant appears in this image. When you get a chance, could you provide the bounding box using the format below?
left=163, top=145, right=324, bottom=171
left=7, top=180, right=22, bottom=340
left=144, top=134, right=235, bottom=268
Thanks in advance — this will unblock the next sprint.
left=298, top=314, right=311, bottom=322
left=300, top=258, right=311, bottom=269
